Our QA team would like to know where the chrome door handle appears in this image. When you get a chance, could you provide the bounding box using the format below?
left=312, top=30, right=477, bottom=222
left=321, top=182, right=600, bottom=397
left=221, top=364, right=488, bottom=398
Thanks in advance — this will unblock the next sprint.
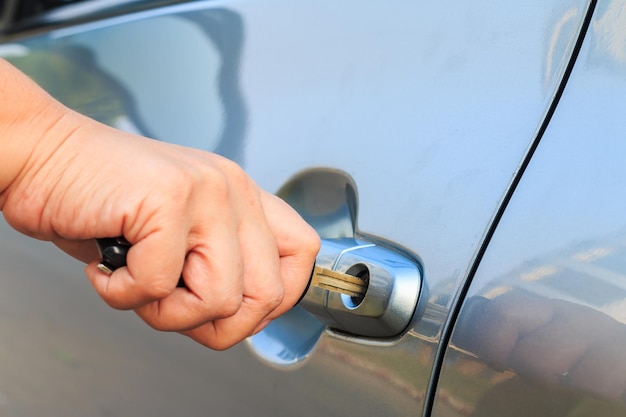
left=248, top=169, right=423, bottom=366
left=300, top=238, right=422, bottom=338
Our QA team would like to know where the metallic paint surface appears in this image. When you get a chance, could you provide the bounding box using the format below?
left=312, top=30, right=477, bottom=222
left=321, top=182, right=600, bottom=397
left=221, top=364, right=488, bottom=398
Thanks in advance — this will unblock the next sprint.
left=433, top=0, right=626, bottom=415
left=0, top=0, right=593, bottom=416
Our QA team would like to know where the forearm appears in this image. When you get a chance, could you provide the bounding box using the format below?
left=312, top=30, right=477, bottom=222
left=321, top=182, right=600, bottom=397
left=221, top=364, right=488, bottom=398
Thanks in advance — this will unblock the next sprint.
left=0, top=58, right=76, bottom=207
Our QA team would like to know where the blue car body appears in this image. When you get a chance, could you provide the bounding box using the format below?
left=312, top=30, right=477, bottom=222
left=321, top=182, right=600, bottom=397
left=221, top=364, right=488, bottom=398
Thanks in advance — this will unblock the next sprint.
left=1, top=0, right=625, bottom=416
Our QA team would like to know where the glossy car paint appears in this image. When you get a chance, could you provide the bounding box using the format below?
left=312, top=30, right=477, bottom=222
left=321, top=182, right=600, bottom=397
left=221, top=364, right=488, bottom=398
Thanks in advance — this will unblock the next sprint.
left=0, top=0, right=598, bottom=416
left=433, top=1, right=626, bottom=415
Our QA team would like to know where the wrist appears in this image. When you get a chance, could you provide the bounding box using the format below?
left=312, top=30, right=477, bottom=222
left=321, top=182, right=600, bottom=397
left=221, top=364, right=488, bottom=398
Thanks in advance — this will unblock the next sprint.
left=0, top=59, right=78, bottom=210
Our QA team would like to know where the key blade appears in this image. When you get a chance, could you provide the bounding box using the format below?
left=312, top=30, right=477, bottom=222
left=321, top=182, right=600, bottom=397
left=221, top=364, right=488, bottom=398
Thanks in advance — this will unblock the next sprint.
left=311, top=266, right=367, bottom=298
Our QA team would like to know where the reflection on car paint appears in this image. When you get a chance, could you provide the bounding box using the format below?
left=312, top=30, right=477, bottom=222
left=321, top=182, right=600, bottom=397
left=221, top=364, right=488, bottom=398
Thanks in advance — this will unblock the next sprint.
left=2, top=8, right=247, bottom=163
left=438, top=236, right=626, bottom=416
left=434, top=1, right=626, bottom=414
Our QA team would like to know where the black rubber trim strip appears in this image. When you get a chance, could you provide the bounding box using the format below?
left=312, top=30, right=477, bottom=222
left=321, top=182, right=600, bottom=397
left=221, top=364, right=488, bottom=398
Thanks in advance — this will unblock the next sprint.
left=421, top=1, right=599, bottom=416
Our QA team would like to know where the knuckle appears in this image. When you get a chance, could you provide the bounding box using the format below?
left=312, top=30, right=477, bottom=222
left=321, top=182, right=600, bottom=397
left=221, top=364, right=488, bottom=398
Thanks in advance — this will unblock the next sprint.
left=209, top=169, right=231, bottom=198
left=144, top=317, right=171, bottom=332
left=258, top=286, right=285, bottom=312
left=212, top=294, right=243, bottom=319
left=196, top=164, right=231, bottom=206
left=164, top=164, right=193, bottom=190
left=144, top=285, right=173, bottom=301
left=100, top=295, right=133, bottom=311
left=216, top=158, right=255, bottom=195
left=216, top=156, right=244, bottom=178
left=305, top=228, right=322, bottom=257
left=135, top=276, right=174, bottom=301
left=170, top=169, right=199, bottom=203
left=205, top=338, right=236, bottom=351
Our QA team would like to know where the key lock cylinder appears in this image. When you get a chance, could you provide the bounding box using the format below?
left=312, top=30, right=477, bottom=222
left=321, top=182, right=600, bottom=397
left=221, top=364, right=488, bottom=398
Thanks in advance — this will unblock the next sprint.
left=302, top=238, right=422, bottom=338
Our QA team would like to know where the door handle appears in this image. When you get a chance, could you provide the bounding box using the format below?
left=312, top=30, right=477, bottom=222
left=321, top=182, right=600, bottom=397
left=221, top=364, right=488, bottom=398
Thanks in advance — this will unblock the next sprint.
left=301, top=238, right=421, bottom=338
left=248, top=168, right=422, bottom=366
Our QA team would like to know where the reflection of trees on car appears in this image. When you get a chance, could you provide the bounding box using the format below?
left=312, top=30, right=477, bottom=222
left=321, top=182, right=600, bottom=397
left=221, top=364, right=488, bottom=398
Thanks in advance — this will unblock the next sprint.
left=8, top=46, right=153, bottom=134
left=5, top=8, right=247, bottom=164
left=182, top=9, right=247, bottom=164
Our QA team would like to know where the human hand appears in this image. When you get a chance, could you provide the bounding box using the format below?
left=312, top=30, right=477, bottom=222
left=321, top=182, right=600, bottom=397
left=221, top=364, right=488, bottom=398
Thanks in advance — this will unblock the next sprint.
left=0, top=60, right=320, bottom=350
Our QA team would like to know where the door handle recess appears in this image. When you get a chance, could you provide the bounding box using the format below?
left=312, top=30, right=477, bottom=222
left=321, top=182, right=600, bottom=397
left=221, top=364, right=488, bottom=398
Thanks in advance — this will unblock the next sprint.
left=301, top=238, right=421, bottom=338
left=248, top=168, right=422, bottom=366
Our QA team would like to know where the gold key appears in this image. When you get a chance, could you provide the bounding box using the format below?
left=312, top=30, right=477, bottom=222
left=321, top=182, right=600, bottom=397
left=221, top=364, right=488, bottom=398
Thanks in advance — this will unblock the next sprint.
left=310, top=265, right=367, bottom=298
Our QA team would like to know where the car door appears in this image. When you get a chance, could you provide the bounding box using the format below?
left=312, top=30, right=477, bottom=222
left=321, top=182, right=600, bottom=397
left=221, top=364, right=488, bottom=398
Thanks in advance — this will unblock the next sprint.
left=432, top=1, right=626, bottom=415
left=0, top=1, right=593, bottom=416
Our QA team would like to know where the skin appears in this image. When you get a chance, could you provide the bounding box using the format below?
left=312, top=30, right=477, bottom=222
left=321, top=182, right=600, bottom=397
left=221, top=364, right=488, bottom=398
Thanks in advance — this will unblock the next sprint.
left=0, top=58, right=320, bottom=350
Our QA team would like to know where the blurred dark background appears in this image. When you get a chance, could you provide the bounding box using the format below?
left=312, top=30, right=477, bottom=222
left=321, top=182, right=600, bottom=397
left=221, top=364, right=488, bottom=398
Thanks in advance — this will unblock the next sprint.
left=0, top=0, right=182, bottom=35
left=2, top=0, right=86, bottom=27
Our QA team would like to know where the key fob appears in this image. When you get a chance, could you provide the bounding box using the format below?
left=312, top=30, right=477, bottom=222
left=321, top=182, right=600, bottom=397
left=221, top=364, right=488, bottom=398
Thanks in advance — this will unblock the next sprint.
left=96, top=237, right=130, bottom=275
left=96, top=237, right=186, bottom=287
